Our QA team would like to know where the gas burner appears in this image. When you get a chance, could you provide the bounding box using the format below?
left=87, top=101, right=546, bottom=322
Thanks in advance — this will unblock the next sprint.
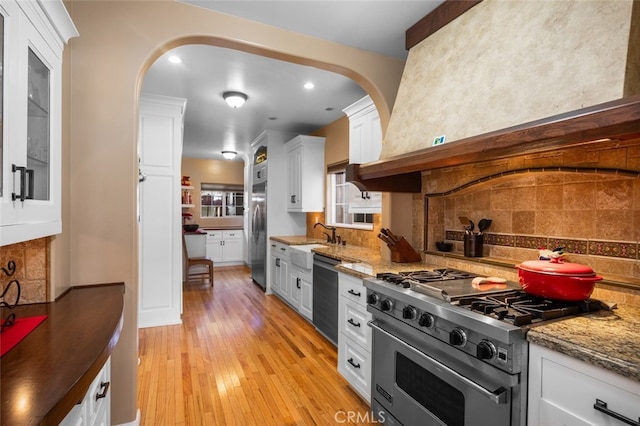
left=376, top=268, right=476, bottom=286
left=455, top=291, right=603, bottom=326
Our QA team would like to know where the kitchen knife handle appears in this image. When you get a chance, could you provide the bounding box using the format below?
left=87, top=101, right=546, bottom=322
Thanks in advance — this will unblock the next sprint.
left=593, top=399, right=640, bottom=426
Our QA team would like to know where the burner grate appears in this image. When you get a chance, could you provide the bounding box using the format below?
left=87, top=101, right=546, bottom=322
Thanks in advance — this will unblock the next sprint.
left=376, top=269, right=475, bottom=286
left=457, top=291, right=603, bottom=326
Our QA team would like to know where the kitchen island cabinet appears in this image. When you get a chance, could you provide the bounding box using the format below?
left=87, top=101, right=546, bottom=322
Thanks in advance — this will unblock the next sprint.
left=0, top=283, right=124, bottom=425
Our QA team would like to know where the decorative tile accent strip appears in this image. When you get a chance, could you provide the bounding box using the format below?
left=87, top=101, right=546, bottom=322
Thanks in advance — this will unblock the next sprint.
left=549, top=238, right=588, bottom=255
left=439, top=232, right=638, bottom=260
left=588, top=240, right=638, bottom=259
left=445, top=230, right=465, bottom=241
left=489, top=234, right=516, bottom=247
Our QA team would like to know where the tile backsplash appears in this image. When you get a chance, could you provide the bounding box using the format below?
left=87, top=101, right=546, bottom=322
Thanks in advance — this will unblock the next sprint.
left=419, top=138, right=640, bottom=286
left=0, top=237, right=49, bottom=304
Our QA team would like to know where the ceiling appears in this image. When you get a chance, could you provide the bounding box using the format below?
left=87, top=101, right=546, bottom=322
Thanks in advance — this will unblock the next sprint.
left=141, top=1, right=444, bottom=161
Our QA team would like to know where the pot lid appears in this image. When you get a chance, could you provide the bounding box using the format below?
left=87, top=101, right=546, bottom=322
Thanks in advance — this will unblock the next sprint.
left=516, top=259, right=596, bottom=276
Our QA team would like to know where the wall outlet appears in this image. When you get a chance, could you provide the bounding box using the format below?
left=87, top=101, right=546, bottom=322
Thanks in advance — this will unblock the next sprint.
left=433, top=135, right=446, bottom=146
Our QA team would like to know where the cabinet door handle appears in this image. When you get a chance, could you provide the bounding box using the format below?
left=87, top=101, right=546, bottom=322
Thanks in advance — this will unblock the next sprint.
left=347, top=289, right=361, bottom=297
left=290, top=195, right=296, bottom=204
left=276, top=258, right=280, bottom=267
left=11, top=164, right=26, bottom=201
left=593, top=399, right=640, bottom=426
left=95, top=381, right=110, bottom=400
left=347, top=318, right=361, bottom=328
left=296, top=277, right=301, bottom=289
left=347, top=358, right=361, bottom=369
left=25, top=169, right=34, bottom=200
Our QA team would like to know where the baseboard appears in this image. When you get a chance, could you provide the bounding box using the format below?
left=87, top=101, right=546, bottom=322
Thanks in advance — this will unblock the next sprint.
left=115, top=409, right=140, bottom=426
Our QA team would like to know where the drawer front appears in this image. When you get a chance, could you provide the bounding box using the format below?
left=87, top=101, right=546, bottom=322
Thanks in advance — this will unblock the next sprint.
left=222, top=230, right=243, bottom=239
left=271, top=241, right=290, bottom=257
left=339, top=297, right=371, bottom=350
left=87, top=359, right=111, bottom=424
left=338, top=336, right=371, bottom=402
left=339, top=273, right=367, bottom=307
left=206, top=230, right=222, bottom=240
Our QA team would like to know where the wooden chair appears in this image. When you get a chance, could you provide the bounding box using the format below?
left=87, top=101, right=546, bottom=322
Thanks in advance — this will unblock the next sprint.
left=182, top=234, right=214, bottom=285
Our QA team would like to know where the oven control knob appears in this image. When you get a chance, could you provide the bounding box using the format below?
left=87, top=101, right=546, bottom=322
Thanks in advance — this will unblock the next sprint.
left=380, top=299, right=394, bottom=312
left=402, top=305, right=417, bottom=320
left=449, top=328, right=467, bottom=347
left=367, top=293, right=379, bottom=305
left=418, top=313, right=434, bottom=328
left=476, top=340, right=496, bottom=360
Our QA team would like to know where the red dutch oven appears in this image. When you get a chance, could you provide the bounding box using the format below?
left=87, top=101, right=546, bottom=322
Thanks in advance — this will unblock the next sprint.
left=515, top=258, right=603, bottom=301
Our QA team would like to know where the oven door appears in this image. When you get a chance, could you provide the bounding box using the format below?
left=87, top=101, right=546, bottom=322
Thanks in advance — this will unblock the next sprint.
left=369, top=318, right=520, bottom=426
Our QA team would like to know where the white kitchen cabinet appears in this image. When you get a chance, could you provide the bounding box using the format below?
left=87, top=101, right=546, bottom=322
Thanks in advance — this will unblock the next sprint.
left=138, top=94, right=186, bottom=328
left=285, top=135, right=325, bottom=212
left=269, top=241, right=289, bottom=297
left=337, top=272, right=372, bottom=402
left=342, top=95, right=382, bottom=214
left=528, top=342, right=640, bottom=426
left=59, top=357, right=111, bottom=426
left=0, top=0, right=77, bottom=246
left=289, top=265, right=313, bottom=321
left=343, top=95, right=382, bottom=165
left=205, top=229, right=244, bottom=265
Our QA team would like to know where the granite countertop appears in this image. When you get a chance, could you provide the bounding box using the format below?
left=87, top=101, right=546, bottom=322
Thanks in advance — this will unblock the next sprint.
left=271, top=235, right=640, bottom=382
left=527, top=304, right=640, bottom=381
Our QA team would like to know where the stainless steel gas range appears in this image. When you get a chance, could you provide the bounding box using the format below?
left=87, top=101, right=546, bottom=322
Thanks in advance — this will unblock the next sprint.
left=364, top=269, right=604, bottom=426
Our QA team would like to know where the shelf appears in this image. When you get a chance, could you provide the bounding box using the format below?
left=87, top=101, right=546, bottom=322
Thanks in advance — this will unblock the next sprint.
left=181, top=204, right=195, bottom=208
left=181, top=185, right=194, bottom=190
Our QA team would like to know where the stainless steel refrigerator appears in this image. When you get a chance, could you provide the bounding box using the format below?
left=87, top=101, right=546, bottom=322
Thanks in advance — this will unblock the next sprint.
left=250, top=167, right=267, bottom=289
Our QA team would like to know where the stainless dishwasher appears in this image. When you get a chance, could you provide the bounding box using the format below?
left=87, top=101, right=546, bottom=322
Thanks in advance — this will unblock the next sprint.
left=312, top=253, right=340, bottom=346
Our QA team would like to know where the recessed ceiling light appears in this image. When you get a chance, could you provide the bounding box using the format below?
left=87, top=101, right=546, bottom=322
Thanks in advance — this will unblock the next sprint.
left=268, top=117, right=278, bottom=121
left=325, top=107, right=335, bottom=111
left=168, top=55, right=182, bottom=64
left=303, top=82, right=315, bottom=90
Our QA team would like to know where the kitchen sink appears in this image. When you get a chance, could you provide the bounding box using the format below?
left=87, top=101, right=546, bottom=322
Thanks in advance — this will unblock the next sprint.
left=290, top=244, right=326, bottom=270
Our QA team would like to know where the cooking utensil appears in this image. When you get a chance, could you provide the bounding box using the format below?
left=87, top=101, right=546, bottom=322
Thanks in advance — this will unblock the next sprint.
left=478, top=218, right=492, bottom=234
left=458, top=216, right=474, bottom=234
left=515, top=258, right=603, bottom=301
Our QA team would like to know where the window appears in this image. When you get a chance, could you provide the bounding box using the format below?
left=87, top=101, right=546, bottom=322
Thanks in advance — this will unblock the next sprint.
left=326, top=169, right=373, bottom=229
left=200, top=183, right=244, bottom=218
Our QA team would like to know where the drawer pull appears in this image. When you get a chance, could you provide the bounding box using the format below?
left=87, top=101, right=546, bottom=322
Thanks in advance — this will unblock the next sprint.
left=347, top=289, right=361, bottom=297
left=347, top=318, right=361, bottom=328
left=96, top=381, right=110, bottom=400
left=347, top=358, right=361, bottom=369
left=594, top=399, right=640, bottom=426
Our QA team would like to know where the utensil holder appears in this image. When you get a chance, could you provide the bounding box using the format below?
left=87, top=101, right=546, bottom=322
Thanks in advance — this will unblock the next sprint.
left=464, top=234, right=483, bottom=257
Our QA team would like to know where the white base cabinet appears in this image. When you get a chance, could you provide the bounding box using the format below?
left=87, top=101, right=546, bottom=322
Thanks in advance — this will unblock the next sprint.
left=528, top=343, right=640, bottom=426
left=60, top=357, right=111, bottom=426
left=337, top=272, right=371, bottom=402
left=289, top=265, right=313, bottom=321
left=269, top=241, right=290, bottom=297
left=205, top=229, right=244, bottom=265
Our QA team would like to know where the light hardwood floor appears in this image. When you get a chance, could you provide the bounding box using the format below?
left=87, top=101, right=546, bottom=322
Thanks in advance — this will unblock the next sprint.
left=137, top=265, right=373, bottom=425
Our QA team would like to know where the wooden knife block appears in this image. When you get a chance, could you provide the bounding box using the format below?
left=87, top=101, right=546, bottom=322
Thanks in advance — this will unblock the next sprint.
left=389, top=237, right=422, bottom=263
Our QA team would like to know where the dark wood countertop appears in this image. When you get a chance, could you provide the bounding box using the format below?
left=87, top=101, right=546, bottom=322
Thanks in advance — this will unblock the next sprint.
left=1, top=283, right=125, bottom=425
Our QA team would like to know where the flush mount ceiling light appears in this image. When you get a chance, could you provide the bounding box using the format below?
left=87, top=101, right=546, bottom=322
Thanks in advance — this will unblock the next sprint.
left=222, top=91, right=248, bottom=108
left=222, top=150, right=237, bottom=160
left=303, top=82, right=315, bottom=90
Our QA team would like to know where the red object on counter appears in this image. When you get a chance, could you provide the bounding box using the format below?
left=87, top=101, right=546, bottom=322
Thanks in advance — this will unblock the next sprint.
left=515, top=259, right=602, bottom=301
left=0, top=315, right=48, bottom=357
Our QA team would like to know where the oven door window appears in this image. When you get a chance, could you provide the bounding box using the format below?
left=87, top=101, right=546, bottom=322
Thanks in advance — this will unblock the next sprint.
left=397, top=352, right=464, bottom=426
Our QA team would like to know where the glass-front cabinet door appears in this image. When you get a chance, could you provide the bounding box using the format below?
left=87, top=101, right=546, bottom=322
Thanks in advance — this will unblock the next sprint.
left=26, top=46, right=50, bottom=201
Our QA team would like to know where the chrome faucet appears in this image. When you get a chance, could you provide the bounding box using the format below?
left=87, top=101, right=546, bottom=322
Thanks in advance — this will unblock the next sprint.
left=314, top=222, right=337, bottom=244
